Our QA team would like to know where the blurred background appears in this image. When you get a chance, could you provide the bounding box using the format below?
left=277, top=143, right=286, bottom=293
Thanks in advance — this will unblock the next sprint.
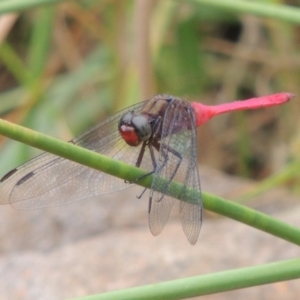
left=0, top=1, right=300, bottom=299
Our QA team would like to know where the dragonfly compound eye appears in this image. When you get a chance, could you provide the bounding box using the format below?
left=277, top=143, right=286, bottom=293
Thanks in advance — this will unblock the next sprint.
left=120, top=111, right=134, bottom=124
left=131, top=115, right=152, bottom=141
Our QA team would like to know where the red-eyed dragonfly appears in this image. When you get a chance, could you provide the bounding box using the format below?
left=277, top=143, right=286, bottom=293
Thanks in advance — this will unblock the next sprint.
left=0, top=93, right=293, bottom=244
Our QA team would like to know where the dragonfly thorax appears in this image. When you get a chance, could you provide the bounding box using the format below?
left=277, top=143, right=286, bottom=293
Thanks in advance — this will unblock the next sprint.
left=118, top=111, right=152, bottom=146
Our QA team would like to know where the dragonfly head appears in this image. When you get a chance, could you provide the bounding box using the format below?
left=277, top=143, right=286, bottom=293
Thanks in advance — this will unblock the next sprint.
left=118, top=111, right=152, bottom=146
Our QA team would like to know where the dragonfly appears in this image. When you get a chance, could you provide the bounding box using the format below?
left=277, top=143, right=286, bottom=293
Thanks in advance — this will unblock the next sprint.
left=0, top=93, right=293, bottom=245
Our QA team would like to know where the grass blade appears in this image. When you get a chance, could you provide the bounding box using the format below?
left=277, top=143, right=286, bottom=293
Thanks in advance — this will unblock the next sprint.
left=72, top=258, right=300, bottom=299
left=187, top=0, right=300, bottom=24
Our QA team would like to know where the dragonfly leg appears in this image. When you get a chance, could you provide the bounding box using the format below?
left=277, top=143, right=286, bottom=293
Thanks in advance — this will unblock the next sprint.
left=124, top=141, right=148, bottom=184
left=133, top=115, right=163, bottom=183
left=136, top=140, right=158, bottom=199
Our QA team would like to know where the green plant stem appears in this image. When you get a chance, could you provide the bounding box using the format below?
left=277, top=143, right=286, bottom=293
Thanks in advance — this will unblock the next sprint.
left=0, top=0, right=65, bottom=14
left=28, top=7, right=54, bottom=81
left=72, top=258, right=300, bottom=300
left=203, top=191, right=300, bottom=246
left=187, top=0, right=300, bottom=25
left=1, top=118, right=300, bottom=246
left=0, top=42, right=31, bottom=85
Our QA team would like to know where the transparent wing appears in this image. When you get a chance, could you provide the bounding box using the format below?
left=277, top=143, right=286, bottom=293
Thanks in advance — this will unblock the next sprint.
left=0, top=101, right=151, bottom=209
left=178, top=112, right=202, bottom=245
left=149, top=99, right=202, bottom=244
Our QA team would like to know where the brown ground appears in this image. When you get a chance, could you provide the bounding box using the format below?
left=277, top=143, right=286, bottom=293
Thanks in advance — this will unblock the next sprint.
left=0, top=166, right=300, bottom=300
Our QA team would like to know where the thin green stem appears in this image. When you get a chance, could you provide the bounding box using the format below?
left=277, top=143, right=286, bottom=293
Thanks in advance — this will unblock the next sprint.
left=28, top=7, right=54, bottom=81
left=0, top=42, right=32, bottom=85
left=203, top=191, right=300, bottom=246
left=186, top=0, right=300, bottom=25
left=0, top=118, right=300, bottom=246
left=0, top=0, right=65, bottom=15
left=72, top=258, right=300, bottom=299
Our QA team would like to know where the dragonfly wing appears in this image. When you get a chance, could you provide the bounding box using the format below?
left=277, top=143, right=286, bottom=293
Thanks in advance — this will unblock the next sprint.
left=148, top=194, right=176, bottom=236
left=149, top=98, right=202, bottom=243
left=0, top=101, right=149, bottom=209
left=178, top=128, right=202, bottom=245
left=179, top=165, right=202, bottom=245
left=176, top=104, right=202, bottom=245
